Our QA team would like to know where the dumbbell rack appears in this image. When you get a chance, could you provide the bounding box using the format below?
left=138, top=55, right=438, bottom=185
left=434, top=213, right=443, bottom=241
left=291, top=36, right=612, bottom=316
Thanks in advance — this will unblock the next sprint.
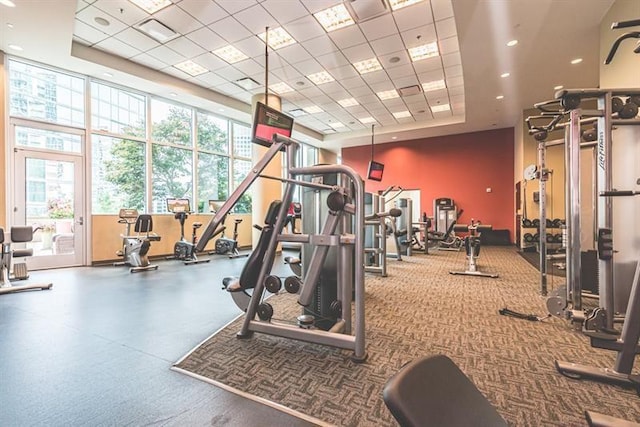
left=521, top=219, right=564, bottom=248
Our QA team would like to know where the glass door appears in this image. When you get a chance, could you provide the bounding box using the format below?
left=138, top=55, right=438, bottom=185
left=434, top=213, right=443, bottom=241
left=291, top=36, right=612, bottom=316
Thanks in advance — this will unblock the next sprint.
left=13, top=149, right=84, bottom=270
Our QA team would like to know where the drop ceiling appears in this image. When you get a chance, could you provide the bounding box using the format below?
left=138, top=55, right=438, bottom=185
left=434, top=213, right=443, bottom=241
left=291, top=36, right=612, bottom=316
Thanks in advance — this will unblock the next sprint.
left=0, top=0, right=617, bottom=151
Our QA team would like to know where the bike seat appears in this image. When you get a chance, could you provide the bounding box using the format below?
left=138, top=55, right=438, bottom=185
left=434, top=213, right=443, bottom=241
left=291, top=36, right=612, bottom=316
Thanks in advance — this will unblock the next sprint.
left=234, top=219, right=243, bottom=224
left=193, top=222, right=202, bottom=228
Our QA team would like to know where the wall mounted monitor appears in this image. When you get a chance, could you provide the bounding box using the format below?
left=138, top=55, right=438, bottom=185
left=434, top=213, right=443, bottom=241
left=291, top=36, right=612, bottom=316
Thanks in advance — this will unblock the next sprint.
left=167, top=198, right=190, bottom=213
left=367, top=160, right=385, bottom=181
left=251, top=101, right=294, bottom=147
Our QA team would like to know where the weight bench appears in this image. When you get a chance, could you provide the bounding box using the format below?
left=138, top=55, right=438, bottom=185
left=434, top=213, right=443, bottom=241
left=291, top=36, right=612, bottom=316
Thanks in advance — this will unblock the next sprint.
left=0, top=226, right=53, bottom=295
left=383, top=354, right=507, bottom=427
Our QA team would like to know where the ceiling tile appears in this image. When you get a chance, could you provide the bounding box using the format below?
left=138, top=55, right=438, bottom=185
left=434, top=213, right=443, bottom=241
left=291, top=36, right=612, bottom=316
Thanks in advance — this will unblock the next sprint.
left=146, top=45, right=186, bottom=65
left=234, top=4, right=278, bottom=34
left=76, top=5, right=129, bottom=35
left=435, top=17, right=457, bottom=39
left=370, top=34, right=405, bottom=57
left=392, top=2, right=432, bottom=31
left=292, top=58, right=323, bottom=75
left=328, top=25, right=366, bottom=49
left=361, top=70, right=392, bottom=85
left=417, top=69, right=445, bottom=82
left=393, top=75, right=420, bottom=88
left=441, top=51, right=461, bottom=67
left=93, top=0, right=148, bottom=25
left=233, top=58, right=265, bottom=76
left=300, top=35, right=339, bottom=57
left=178, top=0, right=229, bottom=25
left=379, top=50, right=411, bottom=69
left=73, top=20, right=109, bottom=45
left=359, top=94, right=380, bottom=104
left=271, top=65, right=303, bottom=81
left=214, top=66, right=246, bottom=81
left=277, top=43, right=313, bottom=64
left=166, top=36, right=207, bottom=58
left=115, top=27, right=160, bottom=51
left=130, top=52, right=168, bottom=69
left=444, top=64, right=462, bottom=78
left=341, top=43, right=375, bottom=62
left=262, top=0, right=308, bottom=24
left=318, top=81, right=343, bottom=95
left=427, top=94, right=449, bottom=105
left=316, top=51, right=349, bottom=69
left=358, top=13, right=396, bottom=41
left=214, top=81, right=247, bottom=95
left=448, top=86, right=464, bottom=96
left=423, top=88, right=448, bottom=99
left=77, top=0, right=91, bottom=12
left=439, top=36, right=459, bottom=54
left=328, top=65, right=359, bottom=79
left=340, top=75, right=366, bottom=89
left=95, top=37, right=142, bottom=58
left=194, top=71, right=227, bottom=87
left=301, top=0, right=343, bottom=14
left=349, top=85, right=374, bottom=96
left=186, top=27, right=227, bottom=51
left=211, top=16, right=253, bottom=43
left=153, top=4, right=203, bottom=35
left=299, top=86, right=324, bottom=98
left=401, top=24, right=436, bottom=47
left=191, top=52, right=228, bottom=71
left=162, top=66, right=192, bottom=80
left=285, top=15, right=326, bottom=43
left=431, top=0, right=454, bottom=21
left=216, top=0, right=258, bottom=15
left=254, top=53, right=288, bottom=70
left=385, top=63, right=415, bottom=79
left=233, top=35, right=267, bottom=57
left=445, top=75, right=463, bottom=88
left=412, top=56, right=443, bottom=73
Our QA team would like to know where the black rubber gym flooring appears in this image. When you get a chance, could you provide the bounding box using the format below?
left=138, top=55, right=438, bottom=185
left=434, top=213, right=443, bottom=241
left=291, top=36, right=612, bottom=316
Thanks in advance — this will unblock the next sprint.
left=0, top=254, right=316, bottom=426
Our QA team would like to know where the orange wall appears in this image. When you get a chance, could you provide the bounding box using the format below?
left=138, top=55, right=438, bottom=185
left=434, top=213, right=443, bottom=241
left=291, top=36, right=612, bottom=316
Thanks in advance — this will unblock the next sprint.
left=342, top=128, right=515, bottom=240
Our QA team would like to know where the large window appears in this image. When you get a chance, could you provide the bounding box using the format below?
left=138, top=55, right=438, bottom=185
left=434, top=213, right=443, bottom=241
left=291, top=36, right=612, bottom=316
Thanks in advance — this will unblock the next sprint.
left=151, top=144, right=193, bottom=212
left=91, top=82, right=146, bottom=137
left=151, top=99, right=192, bottom=146
left=9, top=60, right=85, bottom=128
left=15, top=126, right=82, bottom=153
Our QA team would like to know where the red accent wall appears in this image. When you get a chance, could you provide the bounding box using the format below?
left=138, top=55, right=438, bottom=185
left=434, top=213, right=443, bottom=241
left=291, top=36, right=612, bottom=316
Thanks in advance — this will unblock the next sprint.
left=342, top=128, right=515, bottom=241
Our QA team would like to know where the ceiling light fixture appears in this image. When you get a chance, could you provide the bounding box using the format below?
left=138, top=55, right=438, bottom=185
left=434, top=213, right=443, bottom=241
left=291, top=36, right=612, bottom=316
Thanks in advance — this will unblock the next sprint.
left=338, top=98, right=359, bottom=107
left=329, top=121, right=345, bottom=129
left=554, top=85, right=564, bottom=90
left=0, top=0, right=16, bottom=7
left=389, top=0, right=424, bottom=10
left=506, top=39, right=518, bottom=47
left=304, top=105, right=324, bottom=114
left=213, top=45, right=248, bottom=64
left=136, top=18, right=178, bottom=43
left=174, top=60, right=208, bottom=76
left=421, top=79, right=446, bottom=92
left=8, top=44, right=22, bottom=51
left=571, top=58, right=583, bottom=64
left=501, top=72, right=510, bottom=78
left=270, top=82, right=294, bottom=94
left=391, top=136, right=398, bottom=140
left=431, top=103, right=451, bottom=113
left=306, top=71, right=334, bottom=85
left=359, top=117, right=376, bottom=124
left=393, top=111, right=412, bottom=119
left=258, top=27, right=296, bottom=50
left=288, top=109, right=307, bottom=117
left=313, top=4, right=354, bottom=32
left=128, top=0, right=171, bottom=14
left=496, top=95, right=504, bottom=100
left=408, top=42, right=439, bottom=61
left=94, top=17, right=110, bottom=27
left=353, top=57, right=383, bottom=74
left=235, top=77, right=260, bottom=90
left=377, top=89, right=400, bottom=100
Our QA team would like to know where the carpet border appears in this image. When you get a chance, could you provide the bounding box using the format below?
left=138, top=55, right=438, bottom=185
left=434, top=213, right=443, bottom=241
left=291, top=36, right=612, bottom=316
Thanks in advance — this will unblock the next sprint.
left=173, top=313, right=332, bottom=427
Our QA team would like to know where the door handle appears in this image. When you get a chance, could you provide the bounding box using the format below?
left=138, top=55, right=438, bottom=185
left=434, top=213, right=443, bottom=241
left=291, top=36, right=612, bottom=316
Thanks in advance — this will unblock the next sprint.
left=76, top=216, right=84, bottom=226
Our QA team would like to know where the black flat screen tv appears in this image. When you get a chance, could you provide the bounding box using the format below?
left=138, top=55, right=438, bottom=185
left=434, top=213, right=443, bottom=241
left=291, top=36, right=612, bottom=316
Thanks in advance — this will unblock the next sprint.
left=367, top=160, right=384, bottom=181
left=251, top=102, right=294, bottom=147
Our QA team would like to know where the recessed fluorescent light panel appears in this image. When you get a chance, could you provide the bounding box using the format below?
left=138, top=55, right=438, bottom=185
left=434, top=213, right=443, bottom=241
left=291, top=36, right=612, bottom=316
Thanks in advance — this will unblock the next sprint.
left=431, top=103, right=451, bottom=113
left=571, top=58, right=583, bottom=64
left=304, top=105, right=324, bottom=114
left=174, top=60, right=208, bottom=77
left=306, top=71, right=334, bottom=85
left=393, top=111, right=412, bottom=119
left=506, top=39, right=518, bottom=47
left=389, top=0, right=424, bottom=11
left=353, top=58, right=383, bottom=74
left=213, top=45, right=248, bottom=64
left=129, top=0, right=172, bottom=14
left=421, top=79, right=446, bottom=92
left=314, top=4, right=355, bottom=32
left=258, top=27, right=296, bottom=50
left=270, top=82, right=294, bottom=94
left=235, top=77, right=260, bottom=90
left=329, top=121, right=345, bottom=129
left=377, top=89, right=399, bottom=100
left=359, top=117, right=376, bottom=124
left=338, top=98, right=359, bottom=107
left=408, top=42, right=439, bottom=61
left=136, top=19, right=178, bottom=43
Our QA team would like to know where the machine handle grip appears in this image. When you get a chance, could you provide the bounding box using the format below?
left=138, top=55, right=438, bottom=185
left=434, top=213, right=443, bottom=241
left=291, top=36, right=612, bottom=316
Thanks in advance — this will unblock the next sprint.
left=600, top=190, right=639, bottom=197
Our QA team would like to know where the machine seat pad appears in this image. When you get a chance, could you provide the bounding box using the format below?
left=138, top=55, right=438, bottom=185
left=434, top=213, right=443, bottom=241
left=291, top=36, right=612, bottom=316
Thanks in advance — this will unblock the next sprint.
left=383, top=354, right=507, bottom=427
left=13, top=249, right=33, bottom=258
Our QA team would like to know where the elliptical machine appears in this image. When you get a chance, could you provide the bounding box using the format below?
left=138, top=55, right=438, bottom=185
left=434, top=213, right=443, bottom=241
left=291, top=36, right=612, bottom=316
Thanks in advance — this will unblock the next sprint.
left=114, top=209, right=160, bottom=273
left=166, top=198, right=209, bottom=265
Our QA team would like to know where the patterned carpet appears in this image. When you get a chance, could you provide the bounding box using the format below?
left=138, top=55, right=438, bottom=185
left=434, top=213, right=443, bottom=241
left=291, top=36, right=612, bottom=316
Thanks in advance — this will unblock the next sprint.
left=174, top=246, right=640, bottom=426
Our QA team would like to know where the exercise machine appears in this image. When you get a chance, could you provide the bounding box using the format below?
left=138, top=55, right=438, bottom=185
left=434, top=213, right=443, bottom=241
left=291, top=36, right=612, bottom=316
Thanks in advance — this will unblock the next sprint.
left=1, top=226, right=53, bottom=295
left=166, top=198, right=209, bottom=265
left=449, top=220, right=499, bottom=278
left=209, top=200, right=247, bottom=259
left=433, top=197, right=458, bottom=233
left=364, top=192, right=401, bottom=276
left=114, top=209, right=160, bottom=273
left=196, top=133, right=366, bottom=362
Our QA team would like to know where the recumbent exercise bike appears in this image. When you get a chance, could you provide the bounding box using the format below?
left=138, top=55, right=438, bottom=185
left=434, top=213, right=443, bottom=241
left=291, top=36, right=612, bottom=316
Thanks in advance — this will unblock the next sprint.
left=114, top=209, right=160, bottom=273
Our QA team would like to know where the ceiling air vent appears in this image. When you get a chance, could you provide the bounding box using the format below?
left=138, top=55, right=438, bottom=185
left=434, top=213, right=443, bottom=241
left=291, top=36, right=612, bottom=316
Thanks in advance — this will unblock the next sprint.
left=345, top=0, right=389, bottom=23
left=398, top=85, right=422, bottom=97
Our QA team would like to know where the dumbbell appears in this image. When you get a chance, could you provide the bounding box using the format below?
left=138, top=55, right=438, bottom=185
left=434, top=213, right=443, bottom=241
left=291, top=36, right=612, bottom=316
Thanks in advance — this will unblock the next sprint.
left=562, top=94, right=581, bottom=110
left=552, top=218, right=562, bottom=228
left=554, top=234, right=563, bottom=243
left=582, top=124, right=597, bottom=142
left=534, top=130, right=548, bottom=141
left=522, top=218, right=532, bottom=228
left=546, top=219, right=553, bottom=228
left=612, top=96, right=624, bottom=113
left=546, top=233, right=555, bottom=243
left=532, top=219, right=540, bottom=229
left=533, top=233, right=540, bottom=242
left=524, top=233, right=534, bottom=243
left=619, top=97, right=639, bottom=119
